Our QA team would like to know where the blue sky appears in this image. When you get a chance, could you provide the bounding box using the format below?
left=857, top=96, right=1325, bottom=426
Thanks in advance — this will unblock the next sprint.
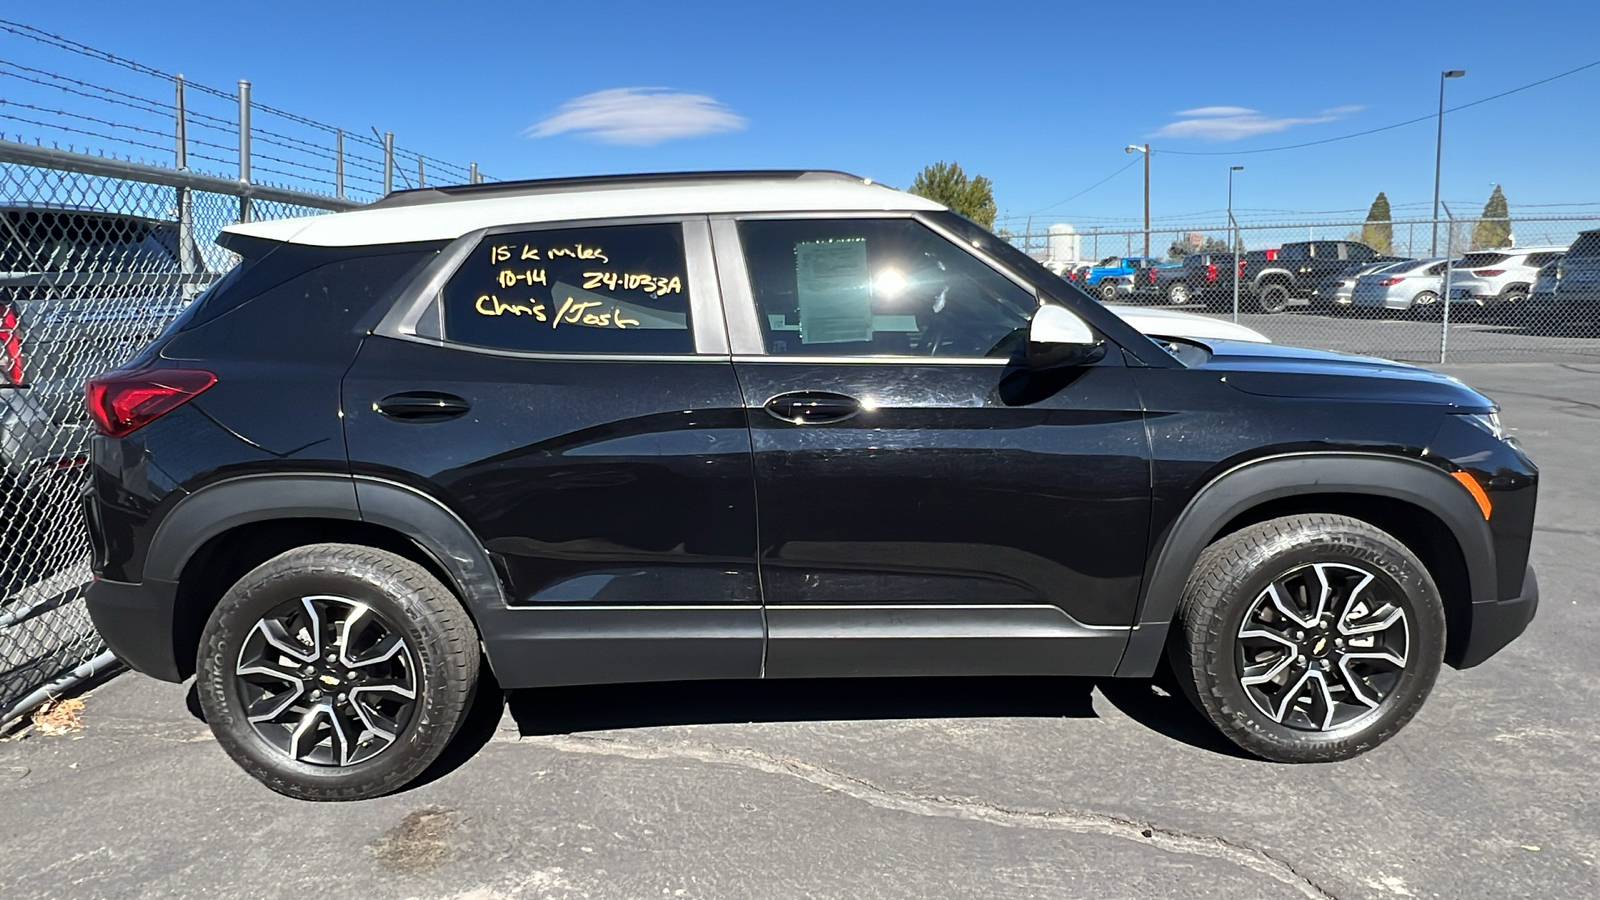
left=5, top=0, right=1600, bottom=232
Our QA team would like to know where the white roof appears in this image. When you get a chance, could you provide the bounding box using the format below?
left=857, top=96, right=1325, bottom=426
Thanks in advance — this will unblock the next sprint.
left=223, top=176, right=945, bottom=247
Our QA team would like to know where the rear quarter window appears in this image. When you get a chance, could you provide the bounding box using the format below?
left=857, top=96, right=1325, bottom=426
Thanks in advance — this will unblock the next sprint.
left=1567, top=232, right=1600, bottom=259
left=441, top=222, right=694, bottom=354
left=1459, top=252, right=1510, bottom=268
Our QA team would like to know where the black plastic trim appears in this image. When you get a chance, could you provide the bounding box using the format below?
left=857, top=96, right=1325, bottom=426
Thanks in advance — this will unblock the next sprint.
left=1115, top=452, right=1497, bottom=677
left=143, top=474, right=361, bottom=584
left=1456, top=564, right=1539, bottom=669
left=84, top=577, right=182, bottom=681
left=765, top=605, right=1128, bottom=678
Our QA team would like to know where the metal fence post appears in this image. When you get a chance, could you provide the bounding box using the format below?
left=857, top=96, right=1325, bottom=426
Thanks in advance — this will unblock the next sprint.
left=470, top=161, right=479, bottom=184
left=1440, top=212, right=1455, bottom=364
left=335, top=128, right=344, bottom=199
left=237, top=79, right=252, bottom=222
left=383, top=131, right=394, bottom=195
left=418, top=155, right=425, bottom=188
left=174, top=74, right=197, bottom=294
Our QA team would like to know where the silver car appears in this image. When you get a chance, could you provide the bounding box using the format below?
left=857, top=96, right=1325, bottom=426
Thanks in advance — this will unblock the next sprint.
left=1329, top=261, right=1398, bottom=311
left=1350, top=258, right=1457, bottom=314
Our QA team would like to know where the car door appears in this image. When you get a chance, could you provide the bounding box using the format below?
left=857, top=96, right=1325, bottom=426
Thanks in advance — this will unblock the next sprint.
left=342, top=216, right=763, bottom=687
left=710, top=213, right=1151, bottom=678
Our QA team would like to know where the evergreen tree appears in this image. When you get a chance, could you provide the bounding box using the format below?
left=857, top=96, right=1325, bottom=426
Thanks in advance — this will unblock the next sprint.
left=1360, top=192, right=1393, bottom=254
left=1472, top=185, right=1512, bottom=250
left=908, top=162, right=997, bottom=229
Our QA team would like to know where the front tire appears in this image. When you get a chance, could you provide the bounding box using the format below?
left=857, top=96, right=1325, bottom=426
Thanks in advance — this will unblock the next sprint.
left=1099, top=281, right=1119, bottom=302
left=195, top=543, right=480, bottom=801
left=1169, top=515, right=1445, bottom=763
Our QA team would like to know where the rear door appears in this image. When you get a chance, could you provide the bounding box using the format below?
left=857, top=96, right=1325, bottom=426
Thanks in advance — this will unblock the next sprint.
left=342, top=217, right=763, bottom=687
left=711, top=213, right=1150, bottom=678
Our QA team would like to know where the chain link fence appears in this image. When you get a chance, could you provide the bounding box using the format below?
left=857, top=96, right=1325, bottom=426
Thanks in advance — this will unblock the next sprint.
left=1015, top=215, right=1600, bottom=364
left=0, top=143, right=354, bottom=725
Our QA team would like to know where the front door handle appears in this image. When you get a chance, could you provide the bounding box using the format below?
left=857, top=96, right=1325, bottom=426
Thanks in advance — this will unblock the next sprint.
left=763, top=391, right=862, bottom=425
left=375, top=391, right=471, bottom=422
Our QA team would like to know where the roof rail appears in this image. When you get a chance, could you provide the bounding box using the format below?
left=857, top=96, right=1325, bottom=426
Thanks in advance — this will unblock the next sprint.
left=365, top=169, right=873, bottom=209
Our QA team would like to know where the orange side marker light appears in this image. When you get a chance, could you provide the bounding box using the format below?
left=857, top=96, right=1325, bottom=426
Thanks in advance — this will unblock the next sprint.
left=1451, top=471, right=1492, bottom=520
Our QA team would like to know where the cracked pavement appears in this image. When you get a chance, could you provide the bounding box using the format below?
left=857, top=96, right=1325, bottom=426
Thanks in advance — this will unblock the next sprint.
left=1, top=362, right=1596, bottom=899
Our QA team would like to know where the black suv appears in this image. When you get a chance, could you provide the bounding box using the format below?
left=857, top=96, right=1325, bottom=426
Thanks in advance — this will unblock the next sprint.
left=1546, top=228, right=1600, bottom=328
left=83, top=171, right=1539, bottom=800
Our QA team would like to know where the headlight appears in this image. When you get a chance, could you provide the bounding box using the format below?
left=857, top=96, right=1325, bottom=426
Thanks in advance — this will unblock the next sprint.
left=1456, top=410, right=1504, bottom=440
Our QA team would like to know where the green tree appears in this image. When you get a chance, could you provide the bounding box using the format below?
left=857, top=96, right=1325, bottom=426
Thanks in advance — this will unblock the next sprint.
left=1471, top=185, right=1512, bottom=250
left=908, top=161, right=997, bottom=229
left=1360, top=192, right=1393, bottom=254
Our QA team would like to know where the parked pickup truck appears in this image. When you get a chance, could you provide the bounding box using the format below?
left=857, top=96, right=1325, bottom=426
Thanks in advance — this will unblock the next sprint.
left=1243, top=240, right=1409, bottom=313
left=1085, top=256, right=1165, bottom=301
left=1135, top=252, right=1251, bottom=307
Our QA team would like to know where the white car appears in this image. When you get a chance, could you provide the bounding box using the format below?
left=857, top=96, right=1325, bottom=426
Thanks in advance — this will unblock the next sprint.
left=1447, top=246, right=1566, bottom=311
left=1107, top=304, right=1270, bottom=343
left=1329, top=261, right=1403, bottom=311
left=1350, top=258, right=1455, bottom=314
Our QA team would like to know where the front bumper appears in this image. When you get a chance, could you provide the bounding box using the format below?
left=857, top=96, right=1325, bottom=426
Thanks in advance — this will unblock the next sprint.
left=84, top=576, right=185, bottom=682
left=1453, top=564, right=1538, bottom=669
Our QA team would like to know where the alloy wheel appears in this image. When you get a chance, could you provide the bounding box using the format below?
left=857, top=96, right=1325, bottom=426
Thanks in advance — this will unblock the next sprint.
left=234, top=594, right=418, bottom=767
left=1235, top=562, right=1409, bottom=731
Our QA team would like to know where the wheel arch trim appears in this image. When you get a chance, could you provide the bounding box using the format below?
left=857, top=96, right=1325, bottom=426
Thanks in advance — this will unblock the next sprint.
left=144, top=472, right=508, bottom=618
left=1114, top=452, right=1495, bottom=676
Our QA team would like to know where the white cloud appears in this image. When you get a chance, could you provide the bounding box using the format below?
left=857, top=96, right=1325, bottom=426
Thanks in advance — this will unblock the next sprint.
left=1152, top=105, right=1364, bottom=142
left=1174, top=106, right=1257, bottom=118
left=525, top=87, right=747, bottom=145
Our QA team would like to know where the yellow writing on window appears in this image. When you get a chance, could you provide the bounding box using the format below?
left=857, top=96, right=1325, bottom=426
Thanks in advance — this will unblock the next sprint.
left=552, top=296, right=642, bottom=329
left=490, top=244, right=543, bottom=264
left=497, top=268, right=547, bottom=288
left=475, top=294, right=547, bottom=321
left=581, top=271, right=683, bottom=297
left=547, top=244, right=609, bottom=264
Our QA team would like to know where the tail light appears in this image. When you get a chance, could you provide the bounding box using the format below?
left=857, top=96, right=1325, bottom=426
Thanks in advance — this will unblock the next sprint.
left=0, top=303, right=22, bottom=386
left=1206, top=264, right=1217, bottom=283
left=1474, top=269, right=1505, bottom=277
left=85, top=367, right=216, bottom=438
left=1265, top=248, right=1279, bottom=260
left=1378, top=277, right=1406, bottom=287
left=1147, top=268, right=1157, bottom=284
left=1238, top=258, right=1247, bottom=275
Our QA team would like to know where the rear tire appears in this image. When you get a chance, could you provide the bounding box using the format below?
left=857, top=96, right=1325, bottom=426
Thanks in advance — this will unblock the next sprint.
left=196, top=543, right=480, bottom=801
left=1099, top=281, right=1119, bottom=303
left=1168, top=515, right=1445, bottom=763
left=1166, top=282, right=1192, bottom=305
left=1256, top=283, right=1291, bottom=314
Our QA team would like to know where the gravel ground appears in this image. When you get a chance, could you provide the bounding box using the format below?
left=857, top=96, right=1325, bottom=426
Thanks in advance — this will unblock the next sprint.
left=0, top=361, right=1594, bottom=900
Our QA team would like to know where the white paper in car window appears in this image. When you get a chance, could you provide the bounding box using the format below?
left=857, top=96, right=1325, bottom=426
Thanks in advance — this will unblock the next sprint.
left=795, top=238, right=872, bottom=344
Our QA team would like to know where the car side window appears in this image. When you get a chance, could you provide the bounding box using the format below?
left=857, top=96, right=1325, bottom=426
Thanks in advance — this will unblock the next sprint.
left=440, top=222, right=694, bottom=354
left=737, top=218, right=1037, bottom=358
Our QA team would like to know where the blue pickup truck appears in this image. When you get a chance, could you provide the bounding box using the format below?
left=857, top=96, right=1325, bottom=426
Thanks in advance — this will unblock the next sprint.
left=1083, top=256, right=1167, bottom=301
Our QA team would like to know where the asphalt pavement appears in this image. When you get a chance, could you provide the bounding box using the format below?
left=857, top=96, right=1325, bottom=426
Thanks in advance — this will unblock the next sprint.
left=1, top=362, right=1596, bottom=900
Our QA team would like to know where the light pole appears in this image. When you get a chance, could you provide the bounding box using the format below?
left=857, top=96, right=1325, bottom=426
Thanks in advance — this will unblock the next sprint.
left=1126, top=143, right=1150, bottom=257
left=1431, top=69, right=1465, bottom=256
left=1229, top=165, right=1244, bottom=323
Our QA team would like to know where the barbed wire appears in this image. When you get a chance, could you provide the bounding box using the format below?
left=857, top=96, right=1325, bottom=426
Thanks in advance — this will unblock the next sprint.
left=0, top=16, right=490, bottom=184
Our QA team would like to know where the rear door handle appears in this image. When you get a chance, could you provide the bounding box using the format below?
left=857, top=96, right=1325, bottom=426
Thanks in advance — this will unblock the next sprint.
left=763, top=391, right=862, bottom=425
left=375, top=391, right=471, bottom=422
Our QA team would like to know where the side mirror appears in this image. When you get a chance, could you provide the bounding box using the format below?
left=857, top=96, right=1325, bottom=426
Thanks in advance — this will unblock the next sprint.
left=1026, top=304, right=1106, bottom=370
